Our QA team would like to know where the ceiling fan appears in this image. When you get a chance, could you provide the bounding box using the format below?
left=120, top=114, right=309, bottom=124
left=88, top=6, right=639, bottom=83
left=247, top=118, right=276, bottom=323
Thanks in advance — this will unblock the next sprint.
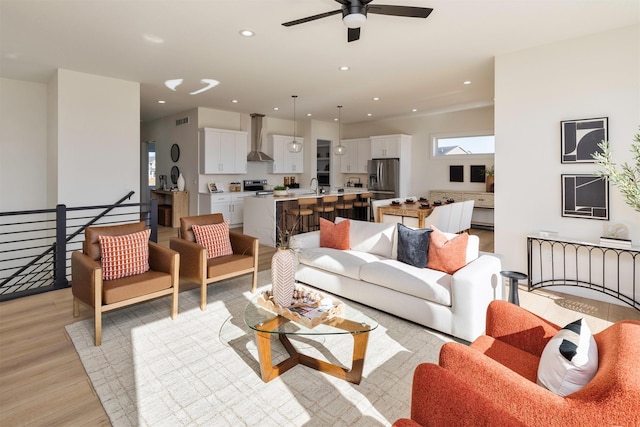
left=282, top=0, right=433, bottom=43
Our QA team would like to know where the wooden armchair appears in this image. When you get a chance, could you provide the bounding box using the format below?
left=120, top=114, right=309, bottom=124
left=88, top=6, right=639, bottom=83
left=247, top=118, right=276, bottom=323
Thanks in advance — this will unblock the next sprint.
left=393, top=300, right=640, bottom=426
left=71, top=221, right=180, bottom=346
left=169, top=213, right=259, bottom=310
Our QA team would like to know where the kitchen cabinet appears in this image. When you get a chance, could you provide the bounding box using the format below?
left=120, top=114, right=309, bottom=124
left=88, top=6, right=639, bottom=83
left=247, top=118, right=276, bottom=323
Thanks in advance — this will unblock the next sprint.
left=340, top=138, right=370, bottom=173
left=370, top=134, right=411, bottom=159
left=199, top=128, right=248, bottom=174
left=267, top=134, right=304, bottom=174
left=198, top=192, right=251, bottom=227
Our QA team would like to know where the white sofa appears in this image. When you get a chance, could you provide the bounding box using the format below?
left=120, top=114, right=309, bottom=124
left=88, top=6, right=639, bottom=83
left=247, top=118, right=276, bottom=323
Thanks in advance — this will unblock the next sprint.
left=290, top=217, right=502, bottom=342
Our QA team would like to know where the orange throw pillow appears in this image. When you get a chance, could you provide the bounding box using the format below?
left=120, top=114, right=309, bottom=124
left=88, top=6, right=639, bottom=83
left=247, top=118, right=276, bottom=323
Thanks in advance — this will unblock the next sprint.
left=426, top=226, right=469, bottom=274
left=98, top=229, right=151, bottom=281
left=320, top=217, right=350, bottom=250
left=192, top=221, right=233, bottom=259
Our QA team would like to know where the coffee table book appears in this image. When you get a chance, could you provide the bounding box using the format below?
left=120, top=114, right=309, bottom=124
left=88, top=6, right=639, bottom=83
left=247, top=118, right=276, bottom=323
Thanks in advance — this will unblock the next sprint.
left=257, top=287, right=345, bottom=328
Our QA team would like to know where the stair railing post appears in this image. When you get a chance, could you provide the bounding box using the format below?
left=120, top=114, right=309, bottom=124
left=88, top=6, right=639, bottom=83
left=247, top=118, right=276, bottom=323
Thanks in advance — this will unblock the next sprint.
left=150, top=199, right=158, bottom=243
left=55, top=204, right=69, bottom=289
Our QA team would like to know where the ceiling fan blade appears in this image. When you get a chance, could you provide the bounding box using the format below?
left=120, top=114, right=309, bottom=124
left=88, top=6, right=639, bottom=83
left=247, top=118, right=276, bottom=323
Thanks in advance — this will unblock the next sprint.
left=347, top=27, right=361, bottom=42
left=368, top=5, right=433, bottom=18
left=282, top=9, right=342, bottom=27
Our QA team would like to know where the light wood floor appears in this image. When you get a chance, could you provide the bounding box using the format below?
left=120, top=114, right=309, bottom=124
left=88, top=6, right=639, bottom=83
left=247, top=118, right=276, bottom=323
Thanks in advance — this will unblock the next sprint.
left=0, top=226, right=637, bottom=426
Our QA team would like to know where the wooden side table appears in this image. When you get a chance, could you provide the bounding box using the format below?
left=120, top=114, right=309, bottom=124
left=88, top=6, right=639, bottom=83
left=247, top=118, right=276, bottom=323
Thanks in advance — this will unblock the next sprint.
left=150, top=190, right=189, bottom=228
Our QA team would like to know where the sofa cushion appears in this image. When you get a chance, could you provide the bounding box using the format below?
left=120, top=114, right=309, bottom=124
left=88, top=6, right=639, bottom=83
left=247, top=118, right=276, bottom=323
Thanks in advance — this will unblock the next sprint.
left=537, top=318, right=599, bottom=396
left=336, top=217, right=396, bottom=258
left=397, top=223, right=432, bottom=268
left=427, top=226, right=469, bottom=274
left=320, top=217, right=350, bottom=250
left=192, top=221, right=233, bottom=259
left=297, top=247, right=384, bottom=280
left=98, top=229, right=151, bottom=281
left=360, top=260, right=452, bottom=306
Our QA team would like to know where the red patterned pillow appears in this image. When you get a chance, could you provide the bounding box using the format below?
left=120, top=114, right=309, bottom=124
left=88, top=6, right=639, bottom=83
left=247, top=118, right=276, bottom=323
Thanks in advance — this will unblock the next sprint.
left=320, top=217, right=350, bottom=250
left=192, top=221, right=233, bottom=259
left=98, top=229, right=151, bottom=281
left=426, top=226, right=469, bottom=274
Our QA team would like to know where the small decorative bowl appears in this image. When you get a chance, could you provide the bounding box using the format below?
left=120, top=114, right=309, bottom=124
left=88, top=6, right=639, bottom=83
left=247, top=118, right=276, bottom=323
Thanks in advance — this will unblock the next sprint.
left=433, top=200, right=442, bottom=206
left=420, top=203, right=430, bottom=208
left=391, top=200, right=401, bottom=205
left=419, top=197, right=427, bottom=201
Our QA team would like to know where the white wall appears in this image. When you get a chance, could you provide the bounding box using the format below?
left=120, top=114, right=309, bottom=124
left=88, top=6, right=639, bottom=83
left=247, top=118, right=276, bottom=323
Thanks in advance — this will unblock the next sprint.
left=0, top=78, right=48, bottom=211
left=52, top=69, right=140, bottom=206
left=344, top=107, right=495, bottom=197
left=495, top=25, right=640, bottom=298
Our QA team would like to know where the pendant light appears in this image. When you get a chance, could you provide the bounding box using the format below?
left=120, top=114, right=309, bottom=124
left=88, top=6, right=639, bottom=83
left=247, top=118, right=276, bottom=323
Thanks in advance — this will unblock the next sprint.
left=334, top=105, right=347, bottom=156
left=288, top=95, right=303, bottom=153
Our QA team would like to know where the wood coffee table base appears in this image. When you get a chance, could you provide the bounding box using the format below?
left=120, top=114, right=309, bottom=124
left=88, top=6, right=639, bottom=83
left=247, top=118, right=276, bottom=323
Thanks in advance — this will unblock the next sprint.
left=254, top=316, right=370, bottom=385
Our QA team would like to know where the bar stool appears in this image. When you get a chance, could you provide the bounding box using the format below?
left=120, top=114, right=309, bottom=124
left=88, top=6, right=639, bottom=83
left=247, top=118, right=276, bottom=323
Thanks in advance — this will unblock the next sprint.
left=286, top=197, right=317, bottom=233
left=335, top=193, right=357, bottom=219
left=353, top=192, right=372, bottom=221
left=314, top=195, right=338, bottom=226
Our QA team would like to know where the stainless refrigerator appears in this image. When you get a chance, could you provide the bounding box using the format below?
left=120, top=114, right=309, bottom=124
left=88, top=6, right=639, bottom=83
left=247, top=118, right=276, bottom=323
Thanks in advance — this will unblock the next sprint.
left=368, top=158, right=400, bottom=201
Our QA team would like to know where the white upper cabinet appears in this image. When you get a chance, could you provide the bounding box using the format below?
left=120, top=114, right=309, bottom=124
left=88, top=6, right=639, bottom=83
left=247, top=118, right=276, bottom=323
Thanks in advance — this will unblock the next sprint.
left=267, top=134, right=304, bottom=174
left=340, top=138, right=371, bottom=173
left=199, top=128, right=248, bottom=174
left=370, top=134, right=411, bottom=159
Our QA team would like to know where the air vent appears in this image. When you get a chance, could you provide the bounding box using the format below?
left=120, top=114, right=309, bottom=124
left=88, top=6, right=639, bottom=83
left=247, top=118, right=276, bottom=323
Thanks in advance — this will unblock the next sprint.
left=175, top=117, right=189, bottom=126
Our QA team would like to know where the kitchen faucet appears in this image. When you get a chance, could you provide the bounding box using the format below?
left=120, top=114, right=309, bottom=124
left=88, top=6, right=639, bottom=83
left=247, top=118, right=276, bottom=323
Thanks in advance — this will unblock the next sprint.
left=310, top=177, right=319, bottom=195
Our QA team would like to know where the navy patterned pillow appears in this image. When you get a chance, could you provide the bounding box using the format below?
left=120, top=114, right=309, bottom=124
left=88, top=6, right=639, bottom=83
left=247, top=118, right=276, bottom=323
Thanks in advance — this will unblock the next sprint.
left=397, top=224, right=432, bottom=268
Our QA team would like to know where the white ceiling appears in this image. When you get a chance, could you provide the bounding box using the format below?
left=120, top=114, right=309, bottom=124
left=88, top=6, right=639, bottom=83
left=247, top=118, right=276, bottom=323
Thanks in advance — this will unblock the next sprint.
left=1, top=0, right=638, bottom=124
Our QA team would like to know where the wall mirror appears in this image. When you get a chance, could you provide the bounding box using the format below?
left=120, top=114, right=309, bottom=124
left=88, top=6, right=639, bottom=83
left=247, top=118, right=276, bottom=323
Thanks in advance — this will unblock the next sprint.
left=171, top=144, right=180, bottom=162
left=171, top=166, right=180, bottom=184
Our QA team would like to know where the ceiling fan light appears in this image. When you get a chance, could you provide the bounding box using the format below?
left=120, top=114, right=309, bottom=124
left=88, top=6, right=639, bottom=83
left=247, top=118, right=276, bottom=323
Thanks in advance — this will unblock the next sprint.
left=343, top=13, right=366, bottom=28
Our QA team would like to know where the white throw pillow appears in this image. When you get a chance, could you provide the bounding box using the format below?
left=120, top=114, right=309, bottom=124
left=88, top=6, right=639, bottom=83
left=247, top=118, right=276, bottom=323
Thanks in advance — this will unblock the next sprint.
left=537, top=318, right=598, bottom=396
left=335, top=217, right=396, bottom=258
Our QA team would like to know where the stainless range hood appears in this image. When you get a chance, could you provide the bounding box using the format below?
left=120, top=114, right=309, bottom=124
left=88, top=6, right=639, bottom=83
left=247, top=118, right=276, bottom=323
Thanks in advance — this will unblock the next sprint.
left=247, top=113, right=273, bottom=162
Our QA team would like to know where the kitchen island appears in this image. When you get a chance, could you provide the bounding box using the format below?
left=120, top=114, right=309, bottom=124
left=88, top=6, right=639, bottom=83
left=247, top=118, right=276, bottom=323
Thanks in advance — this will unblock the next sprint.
left=244, top=189, right=368, bottom=247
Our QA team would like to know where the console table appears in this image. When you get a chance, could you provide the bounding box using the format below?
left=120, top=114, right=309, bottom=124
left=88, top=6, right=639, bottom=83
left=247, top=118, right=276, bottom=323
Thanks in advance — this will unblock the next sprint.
left=527, top=233, right=639, bottom=311
left=150, top=190, right=189, bottom=228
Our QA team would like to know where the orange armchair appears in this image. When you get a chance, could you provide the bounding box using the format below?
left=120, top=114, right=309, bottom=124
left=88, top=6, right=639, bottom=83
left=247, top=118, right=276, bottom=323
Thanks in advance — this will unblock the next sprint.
left=394, top=300, right=640, bottom=426
left=71, top=222, right=180, bottom=346
left=169, top=213, right=259, bottom=310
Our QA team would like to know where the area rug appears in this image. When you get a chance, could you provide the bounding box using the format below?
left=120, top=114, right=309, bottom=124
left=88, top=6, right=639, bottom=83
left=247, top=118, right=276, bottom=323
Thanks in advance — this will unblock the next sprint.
left=65, top=271, right=453, bottom=426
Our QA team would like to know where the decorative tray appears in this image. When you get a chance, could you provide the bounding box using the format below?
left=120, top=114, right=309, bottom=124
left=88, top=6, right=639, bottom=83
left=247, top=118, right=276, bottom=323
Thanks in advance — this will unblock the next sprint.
left=257, top=286, right=345, bottom=328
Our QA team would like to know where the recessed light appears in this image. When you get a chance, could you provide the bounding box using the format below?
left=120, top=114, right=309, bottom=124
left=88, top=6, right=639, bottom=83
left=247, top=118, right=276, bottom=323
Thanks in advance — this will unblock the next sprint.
left=412, top=108, right=418, bottom=112
left=231, top=99, right=238, bottom=103
left=273, top=107, right=279, bottom=111
left=339, top=66, right=350, bottom=71
left=367, top=113, right=373, bottom=117
left=463, top=80, right=472, bottom=85
left=158, top=100, right=166, bottom=104
left=373, top=97, right=380, bottom=101
left=306, top=113, right=312, bottom=117
left=239, top=29, right=255, bottom=37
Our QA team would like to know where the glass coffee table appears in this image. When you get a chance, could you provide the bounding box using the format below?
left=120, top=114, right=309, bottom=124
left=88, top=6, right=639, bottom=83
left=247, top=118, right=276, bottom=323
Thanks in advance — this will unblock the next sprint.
left=244, top=289, right=378, bottom=384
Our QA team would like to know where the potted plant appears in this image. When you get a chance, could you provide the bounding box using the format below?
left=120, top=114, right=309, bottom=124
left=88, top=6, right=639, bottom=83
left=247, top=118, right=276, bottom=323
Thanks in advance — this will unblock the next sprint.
left=273, top=185, right=288, bottom=197
left=483, top=165, right=495, bottom=193
left=592, top=130, right=640, bottom=212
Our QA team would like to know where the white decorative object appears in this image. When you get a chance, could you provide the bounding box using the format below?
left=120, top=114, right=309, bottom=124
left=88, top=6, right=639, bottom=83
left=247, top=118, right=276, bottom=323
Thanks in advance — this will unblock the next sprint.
left=271, top=248, right=296, bottom=307
left=177, top=173, right=185, bottom=191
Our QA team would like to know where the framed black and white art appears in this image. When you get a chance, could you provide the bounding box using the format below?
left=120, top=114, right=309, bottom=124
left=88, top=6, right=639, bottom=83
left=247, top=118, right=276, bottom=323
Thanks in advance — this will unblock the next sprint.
left=561, top=174, right=609, bottom=220
left=561, top=117, right=608, bottom=163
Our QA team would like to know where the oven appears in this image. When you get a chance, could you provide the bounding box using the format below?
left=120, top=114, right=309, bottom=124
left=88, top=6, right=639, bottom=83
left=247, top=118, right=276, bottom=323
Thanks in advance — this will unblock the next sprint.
left=243, top=179, right=272, bottom=195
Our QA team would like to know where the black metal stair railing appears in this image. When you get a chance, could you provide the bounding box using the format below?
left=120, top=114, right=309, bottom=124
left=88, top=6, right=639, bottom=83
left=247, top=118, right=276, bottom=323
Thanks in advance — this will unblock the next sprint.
left=0, top=192, right=159, bottom=302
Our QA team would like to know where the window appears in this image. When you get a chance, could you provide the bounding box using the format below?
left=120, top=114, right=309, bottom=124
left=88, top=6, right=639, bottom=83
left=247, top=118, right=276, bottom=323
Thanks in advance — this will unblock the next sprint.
left=432, top=132, right=495, bottom=158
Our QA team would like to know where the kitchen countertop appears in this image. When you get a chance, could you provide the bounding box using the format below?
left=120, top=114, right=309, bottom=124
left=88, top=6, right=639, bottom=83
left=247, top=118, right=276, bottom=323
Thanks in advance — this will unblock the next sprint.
left=253, top=188, right=368, bottom=201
